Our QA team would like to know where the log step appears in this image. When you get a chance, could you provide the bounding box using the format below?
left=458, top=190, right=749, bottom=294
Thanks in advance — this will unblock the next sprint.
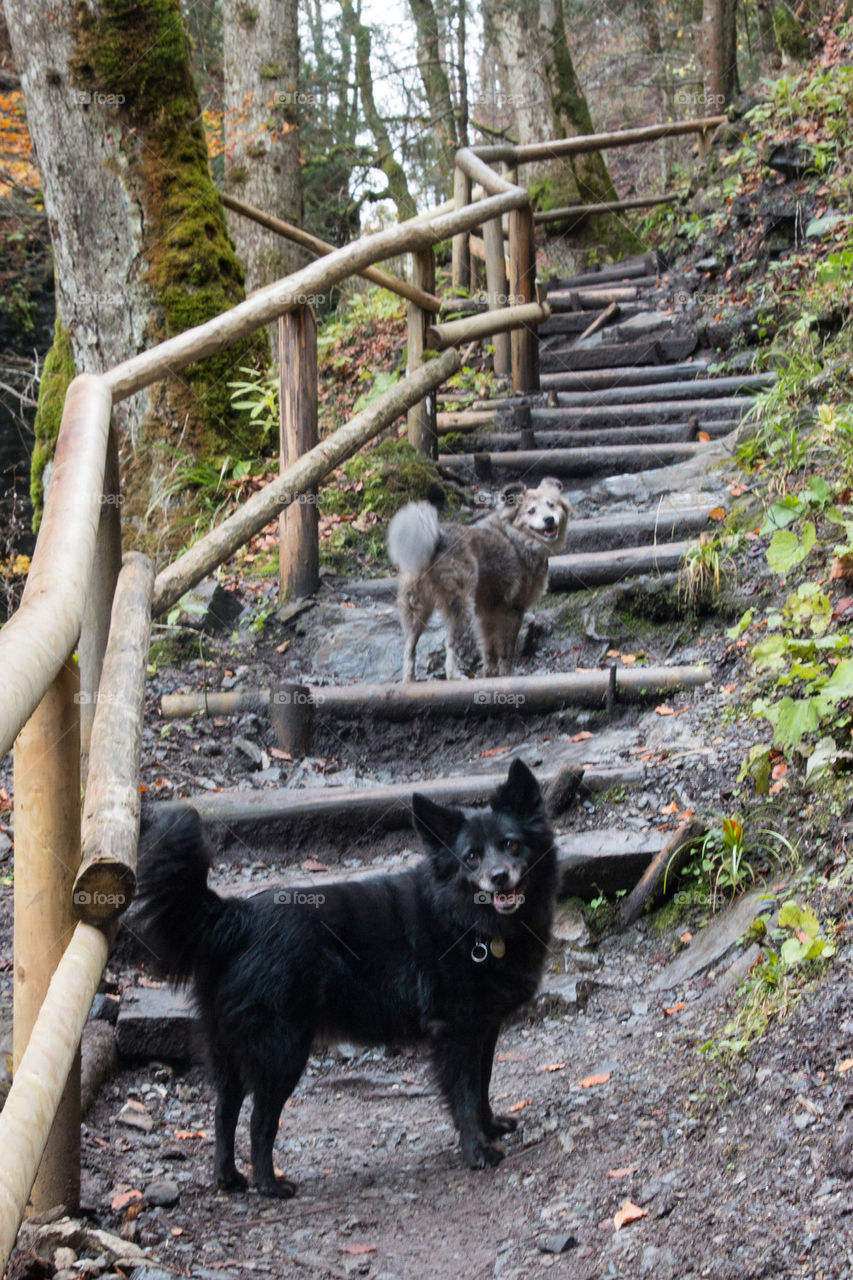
left=539, top=361, right=711, bottom=391
left=548, top=253, right=660, bottom=288
left=545, top=337, right=698, bottom=370
left=538, top=304, right=643, bottom=335
left=537, top=397, right=753, bottom=424
left=551, top=373, right=775, bottom=406
left=438, top=442, right=712, bottom=479
left=548, top=540, right=692, bottom=589
left=560, top=505, right=715, bottom=553
left=443, top=418, right=736, bottom=452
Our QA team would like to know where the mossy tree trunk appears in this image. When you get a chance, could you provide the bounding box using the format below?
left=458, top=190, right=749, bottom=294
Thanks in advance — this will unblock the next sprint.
left=481, top=0, right=641, bottom=256
left=223, top=0, right=305, bottom=292
left=408, top=0, right=459, bottom=195
left=700, top=0, right=740, bottom=103
left=341, top=0, right=418, bottom=222
left=3, top=0, right=267, bottom=549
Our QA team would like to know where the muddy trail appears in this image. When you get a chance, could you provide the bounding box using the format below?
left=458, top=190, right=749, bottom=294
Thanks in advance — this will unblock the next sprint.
left=4, top=254, right=853, bottom=1280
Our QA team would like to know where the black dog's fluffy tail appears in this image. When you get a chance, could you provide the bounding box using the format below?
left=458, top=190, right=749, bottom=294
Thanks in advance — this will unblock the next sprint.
left=135, top=808, right=230, bottom=983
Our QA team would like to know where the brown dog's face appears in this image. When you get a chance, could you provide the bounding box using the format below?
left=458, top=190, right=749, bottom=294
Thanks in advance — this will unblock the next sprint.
left=499, top=477, right=570, bottom=551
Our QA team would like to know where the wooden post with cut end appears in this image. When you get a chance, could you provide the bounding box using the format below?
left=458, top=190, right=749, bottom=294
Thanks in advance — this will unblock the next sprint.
left=279, top=306, right=320, bottom=599
left=74, top=552, right=154, bottom=924
left=407, top=247, right=438, bottom=458
left=452, top=165, right=471, bottom=290
left=269, top=683, right=315, bottom=757
left=78, top=424, right=122, bottom=769
left=508, top=202, right=538, bottom=393
left=484, top=214, right=511, bottom=376
left=13, top=658, right=82, bottom=1214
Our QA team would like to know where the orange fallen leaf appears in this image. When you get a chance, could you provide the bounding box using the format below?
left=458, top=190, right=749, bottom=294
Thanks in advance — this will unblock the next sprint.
left=171, top=1227, right=184, bottom=1237
left=341, top=1244, right=378, bottom=1256
left=660, top=801, right=679, bottom=815
left=723, top=682, right=736, bottom=693
left=497, top=1051, right=527, bottom=1062
left=275, top=639, right=291, bottom=654
left=830, top=555, right=853, bottom=580
left=479, top=746, right=510, bottom=757
left=111, top=1189, right=142, bottom=1211
left=655, top=704, right=675, bottom=716
left=607, top=1166, right=639, bottom=1179
left=729, top=483, right=747, bottom=496
left=614, top=1201, right=648, bottom=1230
left=542, top=1062, right=566, bottom=1072
left=709, top=506, right=726, bottom=521
left=836, top=1058, right=853, bottom=1073
left=771, top=761, right=788, bottom=780
left=697, top=431, right=711, bottom=442
left=680, top=931, right=693, bottom=944
left=833, top=597, right=853, bottom=618
left=606, top=648, right=621, bottom=658
left=769, top=778, right=787, bottom=795
left=508, top=1099, right=532, bottom=1113
left=578, top=1072, right=611, bottom=1088
left=664, top=1002, right=686, bottom=1016
left=570, top=730, right=594, bottom=742
left=269, top=748, right=293, bottom=760
left=677, top=808, right=695, bottom=821
left=302, top=858, right=330, bottom=872
left=174, top=1129, right=207, bottom=1140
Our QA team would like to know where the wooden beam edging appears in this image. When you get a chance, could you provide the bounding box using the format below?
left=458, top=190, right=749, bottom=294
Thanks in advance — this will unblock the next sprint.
left=426, top=301, right=550, bottom=350
left=533, top=193, right=678, bottom=225
left=160, top=665, right=711, bottom=721
left=0, top=373, right=112, bottom=760
left=102, top=192, right=524, bottom=404
left=222, top=194, right=441, bottom=314
left=74, top=553, right=154, bottom=924
left=0, top=921, right=112, bottom=1274
left=473, top=117, right=727, bottom=164
left=151, top=347, right=461, bottom=616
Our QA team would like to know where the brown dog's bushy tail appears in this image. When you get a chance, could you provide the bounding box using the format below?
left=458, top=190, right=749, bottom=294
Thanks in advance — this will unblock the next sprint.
left=135, top=808, right=231, bottom=984
left=387, top=501, right=440, bottom=575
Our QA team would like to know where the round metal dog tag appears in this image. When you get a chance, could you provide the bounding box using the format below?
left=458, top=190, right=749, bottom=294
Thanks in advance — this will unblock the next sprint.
left=490, top=938, right=506, bottom=959
left=471, top=940, right=489, bottom=963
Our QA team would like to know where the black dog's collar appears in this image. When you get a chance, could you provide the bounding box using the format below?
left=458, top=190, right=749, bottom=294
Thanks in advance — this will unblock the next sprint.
left=472, top=936, right=505, bottom=963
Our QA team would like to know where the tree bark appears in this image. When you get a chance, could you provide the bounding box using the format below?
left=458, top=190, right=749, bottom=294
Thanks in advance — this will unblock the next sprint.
left=408, top=0, right=459, bottom=195
left=223, top=0, right=305, bottom=293
left=701, top=0, right=740, bottom=104
left=3, top=0, right=267, bottom=547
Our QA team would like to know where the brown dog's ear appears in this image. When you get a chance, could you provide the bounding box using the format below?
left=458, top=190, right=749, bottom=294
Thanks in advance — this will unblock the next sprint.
left=539, top=476, right=564, bottom=494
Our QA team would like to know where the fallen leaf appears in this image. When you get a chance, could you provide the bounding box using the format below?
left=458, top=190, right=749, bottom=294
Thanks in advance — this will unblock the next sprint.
left=709, top=506, right=726, bottom=521
left=771, top=761, right=788, bottom=781
left=729, top=483, right=747, bottom=496
left=275, top=639, right=291, bottom=654
left=614, top=1201, right=648, bottom=1230
left=508, top=1099, right=532, bottom=1113
left=497, top=1051, right=527, bottom=1062
left=660, top=801, right=679, bottom=815
left=174, top=1129, right=207, bottom=1140
left=830, top=555, right=853, bottom=580
left=111, top=1189, right=142, bottom=1211
left=655, top=704, right=675, bottom=716
left=723, top=682, right=736, bottom=693
left=677, top=808, right=695, bottom=821
left=769, top=778, right=787, bottom=795
left=607, top=1166, right=639, bottom=1179
left=302, top=859, right=330, bottom=872
left=479, top=746, right=510, bottom=757
left=664, top=1002, right=686, bottom=1016
left=570, top=730, right=594, bottom=742
left=680, top=931, right=693, bottom=944
left=542, top=1062, right=566, bottom=1072
left=621, top=652, right=638, bottom=665
left=606, top=648, right=621, bottom=658
left=171, top=1227, right=184, bottom=1237
left=578, top=1072, right=611, bottom=1088
left=832, top=597, right=853, bottom=619
left=837, top=1058, right=853, bottom=1074
left=269, top=748, right=293, bottom=760
left=698, top=431, right=711, bottom=442
left=341, top=1244, right=378, bottom=1256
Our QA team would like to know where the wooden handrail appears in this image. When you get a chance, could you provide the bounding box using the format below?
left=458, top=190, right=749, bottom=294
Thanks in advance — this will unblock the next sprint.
left=222, top=193, right=442, bottom=313
left=472, top=116, right=727, bottom=164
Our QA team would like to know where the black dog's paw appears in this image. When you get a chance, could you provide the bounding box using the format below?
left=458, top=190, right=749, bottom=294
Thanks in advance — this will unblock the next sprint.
left=216, top=1169, right=249, bottom=1193
left=465, top=1140, right=506, bottom=1170
left=256, top=1174, right=298, bottom=1199
left=484, top=1113, right=518, bottom=1139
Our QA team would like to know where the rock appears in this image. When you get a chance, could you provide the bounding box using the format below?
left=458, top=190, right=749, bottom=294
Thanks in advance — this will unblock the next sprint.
left=551, top=906, right=590, bottom=947
left=53, top=1248, right=77, bottom=1270
left=169, top=580, right=243, bottom=632
left=116, top=986, right=197, bottom=1060
left=649, top=888, right=780, bottom=991
left=308, top=603, right=450, bottom=683
left=17, top=1219, right=149, bottom=1273
left=639, top=1244, right=677, bottom=1274
left=143, top=1179, right=180, bottom=1208
left=234, top=737, right=267, bottom=768
left=695, top=256, right=722, bottom=274
left=763, top=140, right=813, bottom=179
left=0, top=830, right=11, bottom=856
left=539, top=1234, right=578, bottom=1254
left=533, top=975, right=595, bottom=1018
left=115, top=1099, right=154, bottom=1132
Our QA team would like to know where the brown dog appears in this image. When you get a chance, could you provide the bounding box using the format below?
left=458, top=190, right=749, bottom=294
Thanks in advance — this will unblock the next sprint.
left=387, top=478, right=570, bottom=681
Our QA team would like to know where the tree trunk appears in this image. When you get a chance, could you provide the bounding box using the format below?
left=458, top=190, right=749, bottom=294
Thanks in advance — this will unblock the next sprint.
left=480, top=0, right=640, bottom=255
left=756, top=0, right=782, bottom=70
left=3, top=0, right=267, bottom=549
left=408, top=0, right=458, bottom=195
left=223, top=0, right=305, bottom=293
left=701, top=0, right=740, bottom=104
left=341, top=0, right=417, bottom=221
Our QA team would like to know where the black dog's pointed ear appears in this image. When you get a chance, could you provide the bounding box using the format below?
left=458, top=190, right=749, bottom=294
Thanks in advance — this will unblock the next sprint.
left=412, top=792, right=465, bottom=856
left=491, top=759, right=544, bottom=820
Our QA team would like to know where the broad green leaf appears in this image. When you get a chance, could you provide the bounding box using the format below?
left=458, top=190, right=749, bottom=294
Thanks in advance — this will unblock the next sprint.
left=760, top=496, right=803, bottom=533
left=778, top=901, right=803, bottom=930
left=738, top=744, right=771, bottom=795
left=781, top=936, right=808, bottom=966
left=767, top=696, right=820, bottom=750
left=806, top=213, right=846, bottom=237
left=766, top=522, right=815, bottom=574
left=751, top=633, right=788, bottom=671
left=726, top=608, right=753, bottom=640
left=807, top=475, right=832, bottom=505
left=805, top=736, right=838, bottom=784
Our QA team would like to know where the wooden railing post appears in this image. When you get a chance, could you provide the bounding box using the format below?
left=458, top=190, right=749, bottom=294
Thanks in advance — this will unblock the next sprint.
left=78, top=423, right=121, bottom=769
left=452, top=165, right=471, bottom=290
left=407, top=247, right=438, bottom=457
left=13, top=658, right=82, bottom=1213
left=483, top=214, right=511, bottom=377
left=508, top=199, right=539, bottom=394
left=279, top=305, right=319, bottom=599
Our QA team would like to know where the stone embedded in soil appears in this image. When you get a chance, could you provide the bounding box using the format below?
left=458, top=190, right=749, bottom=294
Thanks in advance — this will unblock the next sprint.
left=116, top=1099, right=154, bottom=1132
left=539, top=1233, right=578, bottom=1254
left=169, top=580, right=244, bottom=633
left=143, top=1179, right=180, bottom=1208
left=116, top=986, right=197, bottom=1060
left=533, top=975, right=595, bottom=1018
left=649, top=887, right=780, bottom=992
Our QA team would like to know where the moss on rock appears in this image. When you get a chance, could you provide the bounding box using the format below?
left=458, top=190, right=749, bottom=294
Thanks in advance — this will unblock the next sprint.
left=773, top=7, right=810, bottom=59
left=30, top=317, right=75, bottom=529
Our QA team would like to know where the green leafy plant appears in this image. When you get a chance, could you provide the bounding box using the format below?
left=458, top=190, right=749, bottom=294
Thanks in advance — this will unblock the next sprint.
left=666, top=814, right=795, bottom=913
left=677, top=533, right=736, bottom=612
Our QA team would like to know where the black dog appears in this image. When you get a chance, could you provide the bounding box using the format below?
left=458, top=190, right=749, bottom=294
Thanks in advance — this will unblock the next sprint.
left=135, top=760, right=558, bottom=1197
